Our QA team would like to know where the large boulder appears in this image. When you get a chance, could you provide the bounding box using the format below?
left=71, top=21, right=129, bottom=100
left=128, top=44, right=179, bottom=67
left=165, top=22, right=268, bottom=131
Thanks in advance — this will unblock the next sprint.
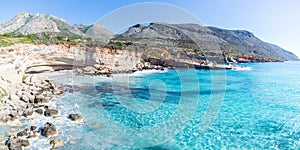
left=34, top=95, right=49, bottom=104
left=68, top=114, right=84, bottom=123
left=44, top=109, right=59, bottom=117
left=41, top=122, right=58, bottom=138
left=50, top=139, right=63, bottom=149
left=16, top=128, right=29, bottom=137
left=5, top=137, right=30, bottom=150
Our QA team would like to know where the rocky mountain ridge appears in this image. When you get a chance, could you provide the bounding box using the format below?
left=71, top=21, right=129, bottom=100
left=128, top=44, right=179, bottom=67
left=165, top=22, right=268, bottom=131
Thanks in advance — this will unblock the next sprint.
left=113, top=23, right=299, bottom=62
left=0, top=12, right=298, bottom=62
left=0, top=12, right=114, bottom=41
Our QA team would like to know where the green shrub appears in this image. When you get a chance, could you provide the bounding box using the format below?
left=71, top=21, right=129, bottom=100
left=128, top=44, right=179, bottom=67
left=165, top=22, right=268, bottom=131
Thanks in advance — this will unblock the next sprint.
left=22, top=75, right=28, bottom=83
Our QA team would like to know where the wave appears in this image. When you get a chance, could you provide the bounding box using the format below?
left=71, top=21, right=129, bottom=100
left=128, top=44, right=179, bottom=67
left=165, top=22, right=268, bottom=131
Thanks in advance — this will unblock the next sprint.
left=231, top=66, right=252, bottom=71
left=130, top=68, right=168, bottom=76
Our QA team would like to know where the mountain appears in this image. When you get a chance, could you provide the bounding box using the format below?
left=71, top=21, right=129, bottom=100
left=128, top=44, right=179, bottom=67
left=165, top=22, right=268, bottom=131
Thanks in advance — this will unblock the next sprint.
left=113, top=23, right=299, bottom=61
left=0, top=12, right=114, bottom=41
left=0, top=12, right=82, bottom=36
left=0, top=13, right=298, bottom=62
left=207, top=26, right=299, bottom=61
left=83, top=24, right=114, bottom=41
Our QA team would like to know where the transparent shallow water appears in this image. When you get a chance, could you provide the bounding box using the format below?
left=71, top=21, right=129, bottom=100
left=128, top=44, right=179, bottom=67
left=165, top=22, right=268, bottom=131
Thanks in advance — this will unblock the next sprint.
left=2, top=62, right=300, bottom=149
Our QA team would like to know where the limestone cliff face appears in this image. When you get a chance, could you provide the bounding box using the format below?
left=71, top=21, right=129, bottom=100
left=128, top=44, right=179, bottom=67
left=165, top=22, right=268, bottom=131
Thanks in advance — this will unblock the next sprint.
left=0, top=44, right=141, bottom=76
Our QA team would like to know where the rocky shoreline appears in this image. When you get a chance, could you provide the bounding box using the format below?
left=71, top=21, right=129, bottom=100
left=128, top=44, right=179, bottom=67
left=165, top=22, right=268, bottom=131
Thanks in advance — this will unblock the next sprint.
left=0, top=43, right=286, bottom=149
left=0, top=75, right=84, bottom=150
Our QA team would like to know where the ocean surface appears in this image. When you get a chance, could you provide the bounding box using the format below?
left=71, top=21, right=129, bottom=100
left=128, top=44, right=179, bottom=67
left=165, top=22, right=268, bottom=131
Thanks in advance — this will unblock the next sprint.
left=2, top=62, right=300, bottom=149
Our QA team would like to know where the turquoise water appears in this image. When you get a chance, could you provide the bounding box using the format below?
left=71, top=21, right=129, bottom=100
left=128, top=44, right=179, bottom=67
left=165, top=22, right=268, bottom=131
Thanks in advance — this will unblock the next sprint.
left=3, top=61, right=298, bottom=149
left=51, top=62, right=300, bottom=149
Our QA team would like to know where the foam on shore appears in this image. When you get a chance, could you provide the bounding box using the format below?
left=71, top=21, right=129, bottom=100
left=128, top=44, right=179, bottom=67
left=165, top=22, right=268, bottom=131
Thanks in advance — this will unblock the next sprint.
left=130, top=68, right=168, bottom=76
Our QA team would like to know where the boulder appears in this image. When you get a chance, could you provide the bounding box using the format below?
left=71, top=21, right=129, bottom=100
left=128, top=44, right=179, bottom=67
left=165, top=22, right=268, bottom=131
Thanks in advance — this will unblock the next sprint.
left=34, top=95, right=49, bottom=104
left=44, top=109, right=59, bottom=117
left=68, top=114, right=84, bottom=123
left=53, top=89, right=63, bottom=95
left=93, top=64, right=101, bottom=70
left=17, top=128, right=29, bottom=137
left=50, top=139, right=63, bottom=149
left=20, top=139, right=30, bottom=147
left=136, top=63, right=144, bottom=70
left=82, top=66, right=96, bottom=74
left=6, top=137, right=30, bottom=150
left=0, top=146, right=8, bottom=150
left=30, top=126, right=37, bottom=131
left=25, top=93, right=35, bottom=103
left=23, top=109, right=33, bottom=117
left=144, top=62, right=151, bottom=69
left=41, top=122, right=58, bottom=138
left=34, top=109, right=44, bottom=115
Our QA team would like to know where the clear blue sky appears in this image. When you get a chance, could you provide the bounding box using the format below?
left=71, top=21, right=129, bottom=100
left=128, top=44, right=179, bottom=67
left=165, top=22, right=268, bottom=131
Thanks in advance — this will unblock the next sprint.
left=1, top=0, right=299, bottom=57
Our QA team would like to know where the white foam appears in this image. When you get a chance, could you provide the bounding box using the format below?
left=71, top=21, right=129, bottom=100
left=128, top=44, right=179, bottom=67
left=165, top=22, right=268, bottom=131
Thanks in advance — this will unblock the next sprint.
left=232, top=66, right=252, bottom=71
left=130, top=68, right=168, bottom=76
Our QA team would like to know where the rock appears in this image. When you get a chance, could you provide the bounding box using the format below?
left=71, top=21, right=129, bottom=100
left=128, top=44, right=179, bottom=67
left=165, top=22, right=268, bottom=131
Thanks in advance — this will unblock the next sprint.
left=68, top=114, right=84, bottom=123
left=0, top=146, right=8, bottom=150
left=17, top=128, right=29, bottom=137
left=23, top=109, right=33, bottom=117
left=34, top=95, right=49, bottom=104
left=25, top=66, right=53, bottom=74
left=26, top=93, right=35, bottom=103
left=69, top=141, right=76, bottom=145
left=26, top=135, right=38, bottom=140
left=41, top=122, right=58, bottom=138
left=136, top=63, right=144, bottom=70
left=93, top=64, right=101, bottom=70
left=30, top=126, right=37, bottom=131
left=0, top=135, right=5, bottom=145
left=82, top=66, right=95, bottom=74
left=50, top=139, right=63, bottom=149
left=5, top=137, right=30, bottom=150
left=34, top=109, right=44, bottom=115
left=53, top=89, right=63, bottom=95
left=20, top=139, right=30, bottom=147
left=20, top=95, right=29, bottom=102
left=144, top=62, right=151, bottom=69
left=44, top=109, right=59, bottom=117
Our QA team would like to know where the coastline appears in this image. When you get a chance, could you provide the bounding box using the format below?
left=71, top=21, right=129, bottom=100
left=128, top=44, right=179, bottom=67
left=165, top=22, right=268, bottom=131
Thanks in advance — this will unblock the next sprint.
left=0, top=43, right=287, bottom=149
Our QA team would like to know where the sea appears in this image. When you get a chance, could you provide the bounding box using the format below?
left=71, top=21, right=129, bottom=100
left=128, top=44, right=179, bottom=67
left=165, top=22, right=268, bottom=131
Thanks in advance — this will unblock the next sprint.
left=1, top=61, right=300, bottom=149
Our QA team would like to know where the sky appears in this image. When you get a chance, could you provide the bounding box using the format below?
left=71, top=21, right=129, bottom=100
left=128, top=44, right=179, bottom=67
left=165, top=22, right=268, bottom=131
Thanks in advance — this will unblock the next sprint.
left=0, top=0, right=299, bottom=57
